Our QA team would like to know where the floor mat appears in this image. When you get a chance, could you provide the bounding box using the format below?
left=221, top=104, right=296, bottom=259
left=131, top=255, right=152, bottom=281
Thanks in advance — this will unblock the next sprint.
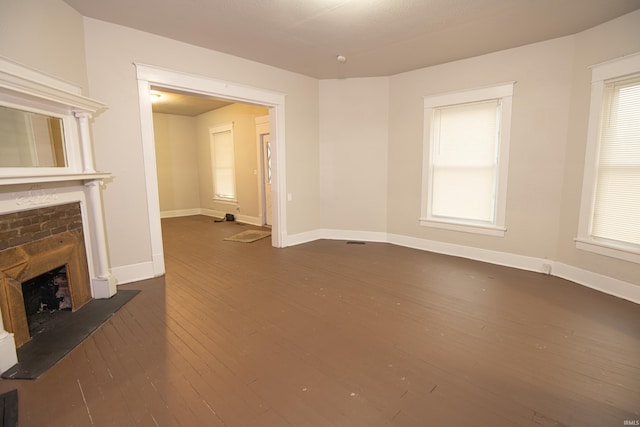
left=223, top=229, right=271, bottom=243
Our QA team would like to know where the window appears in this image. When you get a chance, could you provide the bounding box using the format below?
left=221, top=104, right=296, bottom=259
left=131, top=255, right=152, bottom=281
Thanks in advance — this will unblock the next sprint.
left=577, top=53, right=640, bottom=263
left=420, top=82, right=515, bottom=236
left=210, top=123, right=236, bottom=201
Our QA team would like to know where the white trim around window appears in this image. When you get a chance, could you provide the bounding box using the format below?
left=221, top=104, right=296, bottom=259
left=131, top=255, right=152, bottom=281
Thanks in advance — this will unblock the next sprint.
left=420, top=82, right=515, bottom=237
left=576, top=52, right=640, bottom=264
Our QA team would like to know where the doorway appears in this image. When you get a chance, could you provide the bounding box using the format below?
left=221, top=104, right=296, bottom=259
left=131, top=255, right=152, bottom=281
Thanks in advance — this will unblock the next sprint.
left=135, top=63, right=287, bottom=277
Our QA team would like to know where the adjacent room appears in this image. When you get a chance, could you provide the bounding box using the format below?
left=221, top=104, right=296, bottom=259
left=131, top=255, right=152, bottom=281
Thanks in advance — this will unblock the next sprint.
left=0, top=0, right=639, bottom=425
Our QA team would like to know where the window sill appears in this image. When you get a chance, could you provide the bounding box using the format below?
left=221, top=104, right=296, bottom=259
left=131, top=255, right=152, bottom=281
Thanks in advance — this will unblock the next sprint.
left=419, top=218, right=506, bottom=237
left=575, top=238, right=640, bottom=264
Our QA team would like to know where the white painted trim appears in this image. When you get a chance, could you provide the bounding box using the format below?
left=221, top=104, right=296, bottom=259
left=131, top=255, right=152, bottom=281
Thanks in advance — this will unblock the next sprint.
left=0, top=55, right=82, bottom=95
left=112, top=261, right=156, bottom=285
left=418, top=219, right=506, bottom=237
left=283, top=229, right=324, bottom=247
left=421, top=82, right=514, bottom=237
left=554, top=262, right=640, bottom=304
left=387, top=233, right=546, bottom=273
left=577, top=51, right=640, bottom=264
left=200, top=208, right=225, bottom=219
left=283, top=228, right=639, bottom=304
left=234, top=214, right=263, bottom=226
left=134, top=63, right=287, bottom=259
left=136, top=78, right=167, bottom=278
left=320, top=229, right=388, bottom=243
left=160, top=208, right=262, bottom=226
left=423, top=81, right=516, bottom=108
left=575, top=238, right=640, bottom=264
left=160, top=208, right=202, bottom=219
left=255, top=114, right=270, bottom=226
left=589, top=51, right=640, bottom=82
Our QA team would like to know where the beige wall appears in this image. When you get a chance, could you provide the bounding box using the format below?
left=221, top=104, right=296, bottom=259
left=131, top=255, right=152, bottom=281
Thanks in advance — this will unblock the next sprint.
left=556, top=10, right=640, bottom=285
left=153, top=113, right=200, bottom=213
left=195, top=103, right=268, bottom=218
left=2, top=0, right=638, bottom=290
left=319, top=77, right=389, bottom=232
left=383, top=10, right=640, bottom=286
left=82, top=18, right=320, bottom=269
left=0, top=0, right=88, bottom=93
left=387, top=36, right=575, bottom=259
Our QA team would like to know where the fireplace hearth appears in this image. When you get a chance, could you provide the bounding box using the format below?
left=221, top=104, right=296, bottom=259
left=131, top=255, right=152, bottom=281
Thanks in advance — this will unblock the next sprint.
left=0, top=203, right=92, bottom=348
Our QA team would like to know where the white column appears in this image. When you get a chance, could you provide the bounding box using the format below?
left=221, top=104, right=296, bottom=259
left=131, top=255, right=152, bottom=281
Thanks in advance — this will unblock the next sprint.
left=85, top=180, right=117, bottom=298
left=75, top=111, right=96, bottom=173
left=0, top=306, right=17, bottom=372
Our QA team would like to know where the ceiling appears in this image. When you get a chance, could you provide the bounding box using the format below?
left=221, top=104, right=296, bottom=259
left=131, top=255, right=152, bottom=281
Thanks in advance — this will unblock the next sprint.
left=63, top=0, right=639, bottom=80
left=150, top=87, right=233, bottom=116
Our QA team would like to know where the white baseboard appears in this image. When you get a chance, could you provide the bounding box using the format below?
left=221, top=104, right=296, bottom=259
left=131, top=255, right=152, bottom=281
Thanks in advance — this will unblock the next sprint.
left=160, top=208, right=201, bottom=218
left=110, top=226, right=640, bottom=304
left=112, top=261, right=156, bottom=285
left=284, top=228, right=639, bottom=304
left=161, top=208, right=265, bottom=227
left=322, top=229, right=389, bottom=243
left=200, top=208, right=224, bottom=219
left=553, top=262, right=640, bottom=304
left=283, top=229, right=324, bottom=246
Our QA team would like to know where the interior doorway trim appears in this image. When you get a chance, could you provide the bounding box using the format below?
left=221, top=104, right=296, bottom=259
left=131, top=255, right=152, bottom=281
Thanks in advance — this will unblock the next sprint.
left=134, top=63, right=287, bottom=276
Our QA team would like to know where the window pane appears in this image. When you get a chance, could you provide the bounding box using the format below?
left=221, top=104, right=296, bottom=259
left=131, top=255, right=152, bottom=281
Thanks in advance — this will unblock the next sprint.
left=592, top=76, right=640, bottom=246
left=432, top=167, right=495, bottom=221
left=430, top=100, right=500, bottom=223
left=211, top=128, right=236, bottom=200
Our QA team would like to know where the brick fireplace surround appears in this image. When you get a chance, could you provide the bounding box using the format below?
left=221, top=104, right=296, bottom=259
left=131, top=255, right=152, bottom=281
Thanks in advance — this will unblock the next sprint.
left=0, top=56, right=117, bottom=372
left=0, top=203, right=93, bottom=348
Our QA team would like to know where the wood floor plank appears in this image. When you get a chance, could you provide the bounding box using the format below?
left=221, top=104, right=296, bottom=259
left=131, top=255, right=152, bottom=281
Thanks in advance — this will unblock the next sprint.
left=1, top=215, right=638, bottom=426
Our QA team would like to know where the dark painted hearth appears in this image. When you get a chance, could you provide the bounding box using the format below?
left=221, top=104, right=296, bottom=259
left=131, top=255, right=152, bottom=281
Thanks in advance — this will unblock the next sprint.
left=1, top=290, right=139, bottom=380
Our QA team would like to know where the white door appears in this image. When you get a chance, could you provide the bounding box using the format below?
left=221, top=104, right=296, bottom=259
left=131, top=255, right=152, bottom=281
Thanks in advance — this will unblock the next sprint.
left=262, top=133, right=272, bottom=226
left=255, top=115, right=271, bottom=226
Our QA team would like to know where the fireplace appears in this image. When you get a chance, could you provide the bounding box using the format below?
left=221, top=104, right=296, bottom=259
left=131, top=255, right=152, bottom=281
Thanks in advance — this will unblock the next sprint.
left=0, top=203, right=93, bottom=348
left=0, top=56, right=116, bottom=372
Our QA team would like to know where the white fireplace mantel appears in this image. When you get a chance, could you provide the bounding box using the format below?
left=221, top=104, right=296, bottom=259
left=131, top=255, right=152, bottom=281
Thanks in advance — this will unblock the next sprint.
left=0, top=56, right=116, bottom=372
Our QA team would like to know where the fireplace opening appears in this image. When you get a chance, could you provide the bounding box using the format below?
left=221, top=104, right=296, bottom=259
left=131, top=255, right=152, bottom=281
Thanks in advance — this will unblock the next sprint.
left=21, top=265, right=73, bottom=338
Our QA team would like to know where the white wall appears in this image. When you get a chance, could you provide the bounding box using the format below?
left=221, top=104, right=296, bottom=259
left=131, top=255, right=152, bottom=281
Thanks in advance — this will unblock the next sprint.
left=319, top=77, right=389, bottom=232
left=153, top=113, right=200, bottom=213
left=0, top=0, right=88, bottom=93
left=82, top=18, right=320, bottom=275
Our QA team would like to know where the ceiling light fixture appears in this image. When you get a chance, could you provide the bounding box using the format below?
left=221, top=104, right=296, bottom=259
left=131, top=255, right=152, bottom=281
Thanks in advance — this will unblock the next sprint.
left=336, top=55, right=347, bottom=63
left=150, top=90, right=162, bottom=102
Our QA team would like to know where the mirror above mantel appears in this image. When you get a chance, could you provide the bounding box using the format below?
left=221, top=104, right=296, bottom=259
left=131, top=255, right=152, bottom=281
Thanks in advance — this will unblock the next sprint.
left=0, top=55, right=109, bottom=186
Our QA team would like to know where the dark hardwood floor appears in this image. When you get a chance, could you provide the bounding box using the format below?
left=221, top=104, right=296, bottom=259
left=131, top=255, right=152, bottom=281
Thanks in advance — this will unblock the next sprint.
left=1, top=215, right=639, bottom=426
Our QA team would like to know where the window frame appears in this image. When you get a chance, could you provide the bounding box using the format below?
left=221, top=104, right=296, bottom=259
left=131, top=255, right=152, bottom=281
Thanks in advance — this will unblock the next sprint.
left=209, top=123, right=237, bottom=203
left=420, top=82, right=515, bottom=237
left=576, top=52, right=640, bottom=264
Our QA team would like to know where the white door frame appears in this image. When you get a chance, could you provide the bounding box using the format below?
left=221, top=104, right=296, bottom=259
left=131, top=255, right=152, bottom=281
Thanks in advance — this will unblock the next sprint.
left=255, top=114, right=270, bottom=226
left=135, top=63, right=287, bottom=276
